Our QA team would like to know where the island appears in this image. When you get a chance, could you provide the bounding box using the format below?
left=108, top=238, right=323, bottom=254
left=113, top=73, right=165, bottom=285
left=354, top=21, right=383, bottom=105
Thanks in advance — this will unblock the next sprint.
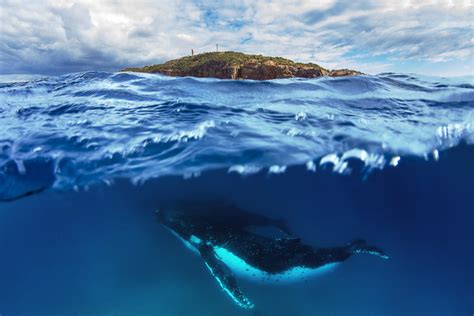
left=122, top=51, right=362, bottom=80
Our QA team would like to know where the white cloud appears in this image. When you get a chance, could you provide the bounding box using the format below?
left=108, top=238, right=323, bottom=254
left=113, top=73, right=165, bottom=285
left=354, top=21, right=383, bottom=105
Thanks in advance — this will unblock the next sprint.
left=0, top=0, right=472, bottom=75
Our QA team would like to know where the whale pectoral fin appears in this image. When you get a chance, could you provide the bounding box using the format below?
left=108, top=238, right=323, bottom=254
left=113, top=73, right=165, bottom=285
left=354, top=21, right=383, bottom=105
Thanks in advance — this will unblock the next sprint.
left=198, top=245, right=255, bottom=309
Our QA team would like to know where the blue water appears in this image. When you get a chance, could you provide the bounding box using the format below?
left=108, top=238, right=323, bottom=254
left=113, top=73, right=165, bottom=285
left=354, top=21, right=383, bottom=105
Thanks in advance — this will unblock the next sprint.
left=0, top=72, right=473, bottom=315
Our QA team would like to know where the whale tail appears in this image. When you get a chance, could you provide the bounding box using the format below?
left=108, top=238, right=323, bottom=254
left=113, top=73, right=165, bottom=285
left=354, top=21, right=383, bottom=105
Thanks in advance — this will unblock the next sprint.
left=347, top=239, right=390, bottom=260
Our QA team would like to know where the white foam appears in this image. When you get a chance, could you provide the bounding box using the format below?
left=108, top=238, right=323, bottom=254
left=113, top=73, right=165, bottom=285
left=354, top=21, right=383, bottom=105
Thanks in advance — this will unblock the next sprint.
left=341, top=148, right=369, bottom=162
left=268, top=165, right=287, bottom=174
left=306, top=160, right=316, bottom=172
left=389, top=156, right=401, bottom=167
left=295, top=111, right=307, bottom=121
left=319, top=153, right=340, bottom=166
left=168, top=120, right=215, bottom=142
left=319, top=150, right=388, bottom=174
left=228, top=165, right=261, bottom=175
left=436, top=123, right=472, bottom=140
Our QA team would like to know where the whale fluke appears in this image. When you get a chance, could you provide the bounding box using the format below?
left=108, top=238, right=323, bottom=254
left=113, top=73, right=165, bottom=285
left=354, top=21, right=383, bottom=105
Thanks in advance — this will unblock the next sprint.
left=347, top=239, right=390, bottom=260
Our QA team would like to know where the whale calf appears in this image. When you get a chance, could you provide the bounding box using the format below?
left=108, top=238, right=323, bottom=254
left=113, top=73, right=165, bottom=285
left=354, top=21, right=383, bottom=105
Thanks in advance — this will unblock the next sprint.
left=156, top=203, right=388, bottom=309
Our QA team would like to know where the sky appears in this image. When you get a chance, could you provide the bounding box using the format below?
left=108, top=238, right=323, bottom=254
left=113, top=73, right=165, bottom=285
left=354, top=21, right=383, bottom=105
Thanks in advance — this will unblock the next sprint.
left=0, top=0, right=473, bottom=76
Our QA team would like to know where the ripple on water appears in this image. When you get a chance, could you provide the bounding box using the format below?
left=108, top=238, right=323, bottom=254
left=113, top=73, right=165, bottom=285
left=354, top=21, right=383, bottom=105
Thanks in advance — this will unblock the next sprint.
left=0, top=71, right=472, bottom=195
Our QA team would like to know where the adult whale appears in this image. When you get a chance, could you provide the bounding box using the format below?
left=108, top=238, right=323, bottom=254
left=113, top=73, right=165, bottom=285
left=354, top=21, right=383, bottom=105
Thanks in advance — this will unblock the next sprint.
left=156, top=202, right=388, bottom=309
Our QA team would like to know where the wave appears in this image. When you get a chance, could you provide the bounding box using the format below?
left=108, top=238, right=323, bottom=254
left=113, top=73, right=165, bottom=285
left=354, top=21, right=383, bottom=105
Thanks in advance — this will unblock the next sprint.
left=1, top=71, right=473, bottom=200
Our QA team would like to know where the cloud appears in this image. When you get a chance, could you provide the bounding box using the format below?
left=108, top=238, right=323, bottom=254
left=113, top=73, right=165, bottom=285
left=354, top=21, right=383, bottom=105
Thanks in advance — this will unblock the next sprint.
left=0, top=0, right=472, bottom=75
left=301, top=0, right=376, bottom=25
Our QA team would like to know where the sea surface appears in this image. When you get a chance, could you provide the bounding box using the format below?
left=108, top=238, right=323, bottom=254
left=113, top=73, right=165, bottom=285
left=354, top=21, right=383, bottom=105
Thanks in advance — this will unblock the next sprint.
left=0, top=72, right=473, bottom=316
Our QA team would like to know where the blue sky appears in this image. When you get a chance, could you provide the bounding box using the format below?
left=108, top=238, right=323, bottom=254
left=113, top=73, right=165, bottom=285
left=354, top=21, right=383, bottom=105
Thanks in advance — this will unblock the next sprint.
left=0, top=0, right=473, bottom=76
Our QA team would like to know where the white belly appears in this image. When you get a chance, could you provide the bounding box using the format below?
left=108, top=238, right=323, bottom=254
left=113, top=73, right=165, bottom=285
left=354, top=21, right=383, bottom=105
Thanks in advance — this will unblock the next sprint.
left=213, top=246, right=339, bottom=284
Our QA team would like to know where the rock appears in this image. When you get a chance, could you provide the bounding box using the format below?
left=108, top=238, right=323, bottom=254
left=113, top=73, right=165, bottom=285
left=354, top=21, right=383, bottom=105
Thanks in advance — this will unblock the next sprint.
left=329, top=69, right=361, bottom=77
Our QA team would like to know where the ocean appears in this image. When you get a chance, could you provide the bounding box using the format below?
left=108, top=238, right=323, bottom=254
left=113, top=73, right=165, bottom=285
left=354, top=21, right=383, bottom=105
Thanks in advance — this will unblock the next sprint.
left=0, top=72, right=473, bottom=316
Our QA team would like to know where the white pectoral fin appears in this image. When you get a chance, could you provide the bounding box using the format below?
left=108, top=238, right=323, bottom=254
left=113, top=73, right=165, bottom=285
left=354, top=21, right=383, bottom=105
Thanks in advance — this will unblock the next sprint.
left=199, top=245, right=255, bottom=309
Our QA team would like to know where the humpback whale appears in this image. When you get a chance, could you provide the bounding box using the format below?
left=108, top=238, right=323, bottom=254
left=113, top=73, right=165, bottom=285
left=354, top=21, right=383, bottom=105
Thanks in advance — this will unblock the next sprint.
left=156, top=203, right=388, bottom=309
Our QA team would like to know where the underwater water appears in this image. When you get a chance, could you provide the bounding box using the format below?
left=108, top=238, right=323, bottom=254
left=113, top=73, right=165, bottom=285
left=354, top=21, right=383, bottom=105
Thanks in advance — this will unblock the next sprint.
left=0, top=72, right=473, bottom=316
